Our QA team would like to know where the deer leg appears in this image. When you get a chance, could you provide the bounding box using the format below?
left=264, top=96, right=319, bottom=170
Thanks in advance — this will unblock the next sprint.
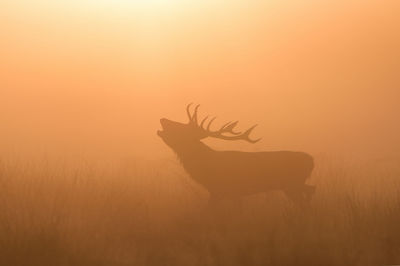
left=303, top=184, right=316, bottom=203
left=284, top=187, right=306, bottom=207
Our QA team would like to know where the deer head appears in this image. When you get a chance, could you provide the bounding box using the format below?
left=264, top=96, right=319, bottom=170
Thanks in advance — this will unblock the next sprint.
left=158, top=104, right=261, bottom=149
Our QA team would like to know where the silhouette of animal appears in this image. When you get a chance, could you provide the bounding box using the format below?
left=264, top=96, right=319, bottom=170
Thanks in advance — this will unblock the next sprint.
left=158, top=104, right=315, bottom=206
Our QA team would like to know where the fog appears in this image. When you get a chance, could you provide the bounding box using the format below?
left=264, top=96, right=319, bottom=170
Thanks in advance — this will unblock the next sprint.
left=2, top=1, right=400, bottom=265
left=1, top=0, right=399, bottom=162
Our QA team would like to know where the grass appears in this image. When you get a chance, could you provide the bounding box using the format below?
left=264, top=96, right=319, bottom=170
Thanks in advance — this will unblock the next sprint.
left=0, top=156, right=399, bottom=266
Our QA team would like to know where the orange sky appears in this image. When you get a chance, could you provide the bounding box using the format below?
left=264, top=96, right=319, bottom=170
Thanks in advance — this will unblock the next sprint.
left=1, top=0, right=399, bottom=161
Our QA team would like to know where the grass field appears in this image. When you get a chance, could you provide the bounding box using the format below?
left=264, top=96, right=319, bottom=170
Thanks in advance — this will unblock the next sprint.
left=0, top=156, right=399, bottom=266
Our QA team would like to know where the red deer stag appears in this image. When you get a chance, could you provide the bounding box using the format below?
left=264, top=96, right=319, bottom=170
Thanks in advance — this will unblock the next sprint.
left=157, top=104, right=315, bottom=206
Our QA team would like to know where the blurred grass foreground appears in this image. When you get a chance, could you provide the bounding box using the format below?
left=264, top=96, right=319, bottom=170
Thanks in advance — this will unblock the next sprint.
left=0, top=156, right=399, bottom=266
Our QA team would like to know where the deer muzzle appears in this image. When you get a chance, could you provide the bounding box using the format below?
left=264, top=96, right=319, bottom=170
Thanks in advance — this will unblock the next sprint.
left=157, top=118, right=169, bottom=137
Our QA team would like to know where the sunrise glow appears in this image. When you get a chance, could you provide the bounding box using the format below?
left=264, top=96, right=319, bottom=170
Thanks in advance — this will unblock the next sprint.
left=2, top=0, right=400, bottom=264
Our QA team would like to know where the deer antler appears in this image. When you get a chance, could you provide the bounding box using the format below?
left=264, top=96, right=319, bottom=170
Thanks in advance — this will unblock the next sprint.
left=203, top=118, right=261, bottom=143
left=187, top=103, right=201, bottom=125
left=186, top=103, right=261, bottom=143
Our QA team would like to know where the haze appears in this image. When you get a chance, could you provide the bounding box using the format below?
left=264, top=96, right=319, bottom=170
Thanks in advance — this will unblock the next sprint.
left=1, top=0, right=399, bottom=162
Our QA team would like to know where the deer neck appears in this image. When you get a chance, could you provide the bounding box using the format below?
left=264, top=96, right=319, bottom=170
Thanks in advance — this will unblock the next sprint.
left=173, top=140, right=213, bottom=166
left=173, top=141, right=213, bottom=186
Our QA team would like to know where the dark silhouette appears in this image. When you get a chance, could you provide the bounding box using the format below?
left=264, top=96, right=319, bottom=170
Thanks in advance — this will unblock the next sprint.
left=158, top=104, right=315, bottom=206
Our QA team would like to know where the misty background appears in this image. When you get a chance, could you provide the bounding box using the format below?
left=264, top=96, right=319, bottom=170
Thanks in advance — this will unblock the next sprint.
left=1, top=0, right=399, bottom=164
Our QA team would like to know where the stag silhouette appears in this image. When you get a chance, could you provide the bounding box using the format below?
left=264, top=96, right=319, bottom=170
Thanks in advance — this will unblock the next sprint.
left=158, top=104, right=315, bottom=206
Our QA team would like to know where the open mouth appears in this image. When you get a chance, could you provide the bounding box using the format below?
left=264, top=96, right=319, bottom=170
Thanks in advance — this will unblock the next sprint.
left=157, top=119, right=166, bottom=136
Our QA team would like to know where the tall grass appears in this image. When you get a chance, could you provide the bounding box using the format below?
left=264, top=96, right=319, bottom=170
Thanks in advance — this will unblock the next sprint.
left=0, top=157, right=399, bottom=266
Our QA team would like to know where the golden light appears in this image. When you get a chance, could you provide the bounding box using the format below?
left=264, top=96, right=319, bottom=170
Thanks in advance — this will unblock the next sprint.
left=78, top=0, right=184, bottom=10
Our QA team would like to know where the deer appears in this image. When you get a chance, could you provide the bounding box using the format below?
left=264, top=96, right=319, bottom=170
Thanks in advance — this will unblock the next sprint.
left=157, top=104, right=315, bottom=206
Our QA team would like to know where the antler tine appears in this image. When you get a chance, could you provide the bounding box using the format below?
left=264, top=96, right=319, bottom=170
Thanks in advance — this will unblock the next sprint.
left=219, top=121, right=233, bottom=131
left=186, top=103, right=194, bottom=122
left=222, top=121, right=242, bottom=135
left=192, top=104, right=200, bottom=125
left=214, top=121, right=241, bottom=136
left=207, top=117, right=217, bottom=131
left=200, top=116, right=209, bottom=129
left=242, top=124, right=262, bottom=143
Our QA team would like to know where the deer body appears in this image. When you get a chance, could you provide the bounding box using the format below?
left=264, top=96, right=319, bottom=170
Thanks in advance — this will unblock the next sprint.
left=158, top=104, right=315, bottom=205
